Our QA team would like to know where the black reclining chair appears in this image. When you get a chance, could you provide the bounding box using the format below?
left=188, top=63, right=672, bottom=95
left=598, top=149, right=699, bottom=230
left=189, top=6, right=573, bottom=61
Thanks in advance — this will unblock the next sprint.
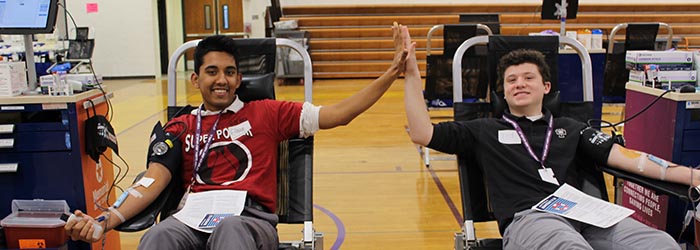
left=424, top=24, right=494, bottom=107
left=420, top=24, right=493, bottom=167
left=114, top=38, right=322, bottom=250
left=602, top=22, right=674, bottom=103
left=449, top=35, right=603, bottom=249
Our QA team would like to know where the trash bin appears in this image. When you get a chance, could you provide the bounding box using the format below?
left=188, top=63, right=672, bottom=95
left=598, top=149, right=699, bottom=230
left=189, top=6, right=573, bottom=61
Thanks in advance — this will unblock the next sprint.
left=1, top=200, right=69, bottom=249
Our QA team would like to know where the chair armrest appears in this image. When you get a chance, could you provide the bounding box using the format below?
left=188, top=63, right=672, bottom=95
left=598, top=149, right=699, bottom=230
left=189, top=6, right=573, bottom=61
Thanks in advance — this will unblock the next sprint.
left=600, top=166, right=691, bottom=202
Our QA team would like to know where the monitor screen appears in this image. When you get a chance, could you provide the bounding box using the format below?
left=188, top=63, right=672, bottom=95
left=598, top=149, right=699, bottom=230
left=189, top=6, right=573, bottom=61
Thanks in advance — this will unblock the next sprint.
left=459, top=14, right=499, bottom=23
left=75, top=27, right=88, bottom=40
left=67, top=39, right=94, bottom=60
left=541, top=0, right=578, bottom=20
left=0, top=0, right=59, bottom=34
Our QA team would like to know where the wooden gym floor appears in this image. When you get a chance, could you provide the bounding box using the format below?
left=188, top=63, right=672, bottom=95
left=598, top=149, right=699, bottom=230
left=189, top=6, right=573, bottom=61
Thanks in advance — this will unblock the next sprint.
left=104, top=76, right=618, bottom=249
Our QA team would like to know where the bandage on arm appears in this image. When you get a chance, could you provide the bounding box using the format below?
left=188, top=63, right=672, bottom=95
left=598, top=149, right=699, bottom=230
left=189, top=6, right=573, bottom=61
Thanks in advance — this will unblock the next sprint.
left=637, top=152, right=647, bottom=173
left=101, top=163, right=172, bottom=231
left=607, top=145, right=673, bottom=182
left=646, top=154, right=669, bottom=180
left=610, top=144, right=700, bottom=186
left=299, top=102, right=320, bottom=138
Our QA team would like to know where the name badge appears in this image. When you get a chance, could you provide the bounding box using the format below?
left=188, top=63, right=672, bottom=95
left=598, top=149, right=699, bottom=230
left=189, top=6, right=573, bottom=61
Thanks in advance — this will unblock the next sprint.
left=498, top=130, right=521, bottom=144
left=228, top=121, right=252, bottom=140
left=538, top=168, right=560, bottom=185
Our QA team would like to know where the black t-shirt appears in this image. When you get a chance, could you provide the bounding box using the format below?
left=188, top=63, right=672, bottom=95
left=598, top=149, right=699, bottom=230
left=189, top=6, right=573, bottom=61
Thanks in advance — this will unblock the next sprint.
left=428, top=109, right=614, bottom=233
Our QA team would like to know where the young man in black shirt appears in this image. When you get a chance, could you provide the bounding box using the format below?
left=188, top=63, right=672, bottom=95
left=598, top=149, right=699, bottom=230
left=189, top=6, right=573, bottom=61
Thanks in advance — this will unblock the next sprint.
left=401, top=24, right=698, bottom=249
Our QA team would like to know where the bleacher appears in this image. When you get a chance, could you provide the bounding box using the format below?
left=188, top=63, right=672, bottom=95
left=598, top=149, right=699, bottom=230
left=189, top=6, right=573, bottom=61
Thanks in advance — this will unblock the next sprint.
left=279, top=3, right=700, bottom=79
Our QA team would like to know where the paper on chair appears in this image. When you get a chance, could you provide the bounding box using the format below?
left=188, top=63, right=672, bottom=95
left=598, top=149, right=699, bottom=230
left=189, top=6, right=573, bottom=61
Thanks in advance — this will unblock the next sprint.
left=172, top=190, right=247, bottom=233
left=532, top=183, right=634, bottom=228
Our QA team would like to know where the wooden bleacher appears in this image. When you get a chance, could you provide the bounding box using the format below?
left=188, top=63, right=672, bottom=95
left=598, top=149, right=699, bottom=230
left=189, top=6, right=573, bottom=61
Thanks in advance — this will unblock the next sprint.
left=280, top=4, right=700, bottom=79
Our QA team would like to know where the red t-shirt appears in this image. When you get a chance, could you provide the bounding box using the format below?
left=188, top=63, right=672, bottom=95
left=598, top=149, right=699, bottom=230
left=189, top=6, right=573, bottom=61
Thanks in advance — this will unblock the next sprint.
left=165, top=99, right=302, bottom=212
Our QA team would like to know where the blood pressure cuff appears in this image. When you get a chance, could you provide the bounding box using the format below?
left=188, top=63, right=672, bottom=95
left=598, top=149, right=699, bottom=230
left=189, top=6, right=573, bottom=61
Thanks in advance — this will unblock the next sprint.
left=147, top=121, right=182, bottom=175
left=578, top=127, right=617, bottom=165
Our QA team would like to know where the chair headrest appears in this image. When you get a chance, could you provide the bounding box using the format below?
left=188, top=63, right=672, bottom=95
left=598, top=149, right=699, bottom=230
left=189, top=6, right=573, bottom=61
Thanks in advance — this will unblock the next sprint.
left=233, top=38, right=276, bottom=75
left=236, top=72, right=276, bottom=102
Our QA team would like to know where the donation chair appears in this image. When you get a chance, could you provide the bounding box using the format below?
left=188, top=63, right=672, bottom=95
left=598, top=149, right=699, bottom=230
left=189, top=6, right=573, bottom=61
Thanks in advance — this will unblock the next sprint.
left=424, top=24, right=494, bottom=107
left=419, top=24, right=493, bottom=167
left=449, top=35, right=605, bottom=249
left=602, top=22, right=673, bottom=102
left=114, top=38, right=322, bottom=250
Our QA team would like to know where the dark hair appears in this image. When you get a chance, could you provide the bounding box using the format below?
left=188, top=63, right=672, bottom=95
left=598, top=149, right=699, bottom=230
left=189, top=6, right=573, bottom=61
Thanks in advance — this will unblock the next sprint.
left=193, top=35, right=239, bottom=74
left=496, top=49, right=551, bottom=86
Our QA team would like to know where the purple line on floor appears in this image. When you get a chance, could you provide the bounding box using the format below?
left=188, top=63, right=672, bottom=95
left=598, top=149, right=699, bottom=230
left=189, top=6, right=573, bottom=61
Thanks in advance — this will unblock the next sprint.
left=428, top=167, right=464, bottom=227
left=314, top=204, right=346, bottom=250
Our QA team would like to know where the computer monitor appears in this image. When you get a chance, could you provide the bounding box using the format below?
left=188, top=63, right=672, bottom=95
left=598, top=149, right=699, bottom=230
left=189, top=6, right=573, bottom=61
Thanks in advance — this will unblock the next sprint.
left=459, top=14, right=500, bottom=35
left=541, top=0, right=578, bottom=20
left=0, top=0, right=59, bottom=34
left=75, top=27, right=89, bottom=40
left=67, top=39, right=94, bottom=60
left=459, top=13, right=499, bottom=23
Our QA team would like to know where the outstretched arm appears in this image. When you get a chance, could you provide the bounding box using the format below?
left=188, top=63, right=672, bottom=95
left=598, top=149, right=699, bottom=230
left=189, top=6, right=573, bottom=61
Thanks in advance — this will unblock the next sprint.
left=64, top=162, right=172, bottom=242
left=607, top=144, right=700, bottom=186
left=318, top=22, right=408, bottom=129
left=402, top=25, right=432, bottom=146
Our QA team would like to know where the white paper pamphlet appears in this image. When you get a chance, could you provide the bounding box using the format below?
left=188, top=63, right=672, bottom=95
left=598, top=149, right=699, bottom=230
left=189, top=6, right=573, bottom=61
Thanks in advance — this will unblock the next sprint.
left=531, top=183, right=634, bottom=228
left=172, top=189, right=247, bottom=233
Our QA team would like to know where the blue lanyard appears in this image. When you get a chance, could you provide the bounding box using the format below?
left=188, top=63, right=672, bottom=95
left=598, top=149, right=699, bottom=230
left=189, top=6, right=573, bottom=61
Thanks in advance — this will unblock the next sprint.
left=192, top=104, right=223, bottom=184
left=501, top=114, right=554, bottom=169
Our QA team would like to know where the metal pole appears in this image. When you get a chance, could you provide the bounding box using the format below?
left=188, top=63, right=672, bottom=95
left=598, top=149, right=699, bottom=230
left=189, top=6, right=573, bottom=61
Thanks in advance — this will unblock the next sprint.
left=24, top=34, right=38, bottom=92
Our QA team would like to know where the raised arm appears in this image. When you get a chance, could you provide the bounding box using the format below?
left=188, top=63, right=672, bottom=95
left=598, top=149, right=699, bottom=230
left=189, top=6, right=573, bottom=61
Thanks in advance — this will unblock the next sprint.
left=402, top=25, right=432, bottom=146
left=318, top=22, right=408, bottom=129
left=64, top=162, right=172, bottom=242
left=607, top=144, right=700, bottom=187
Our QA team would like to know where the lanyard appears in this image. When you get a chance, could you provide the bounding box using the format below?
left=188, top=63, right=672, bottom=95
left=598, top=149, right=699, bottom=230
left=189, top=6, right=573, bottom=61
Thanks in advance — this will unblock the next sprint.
left=502, top=114, right=553, bottom=169
left=192, top=104, right=223, bottom=185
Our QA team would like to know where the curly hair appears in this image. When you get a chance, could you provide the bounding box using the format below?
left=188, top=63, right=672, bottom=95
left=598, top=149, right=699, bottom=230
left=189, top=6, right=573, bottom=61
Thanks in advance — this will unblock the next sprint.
left=496, top=49, right=551, bottom=86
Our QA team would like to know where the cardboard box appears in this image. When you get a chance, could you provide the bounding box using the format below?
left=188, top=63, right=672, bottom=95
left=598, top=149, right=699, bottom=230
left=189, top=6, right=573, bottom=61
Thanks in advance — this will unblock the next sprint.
left=626, top=50, right=694, bottom=64
left=626, top=50, right=694, bottom=71
left=629, top=70, right=697, bottom=90
left=0, top=61, right=28, bottom=97
left=66, top=73, right=103, bottom=86
left=39, top=74, right=103, bottom=86
left=1, top=200, right=69, bottom=249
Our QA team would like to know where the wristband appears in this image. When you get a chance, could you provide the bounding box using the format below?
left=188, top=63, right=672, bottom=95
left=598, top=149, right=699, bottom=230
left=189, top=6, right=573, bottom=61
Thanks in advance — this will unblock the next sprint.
left=109, top=207, right=125, bottom=223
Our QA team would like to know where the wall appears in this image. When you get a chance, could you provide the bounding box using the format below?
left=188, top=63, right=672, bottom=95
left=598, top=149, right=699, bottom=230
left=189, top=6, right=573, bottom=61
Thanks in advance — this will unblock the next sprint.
left=65, top=0, right=157, bottom=77
left=244, top=0, right=269, bottom=38
left=165, top=1, right=268, bottom=39
left=163, top=0, right=266, bottom=73
left=59, top=0, right=698, bottom=77
left=166, top=0, right=184, bottom=72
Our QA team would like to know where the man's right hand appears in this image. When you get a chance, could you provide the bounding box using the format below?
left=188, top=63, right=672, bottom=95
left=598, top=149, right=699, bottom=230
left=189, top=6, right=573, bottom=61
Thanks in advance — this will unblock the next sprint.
left=64, top=210, right=104, bottom=243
